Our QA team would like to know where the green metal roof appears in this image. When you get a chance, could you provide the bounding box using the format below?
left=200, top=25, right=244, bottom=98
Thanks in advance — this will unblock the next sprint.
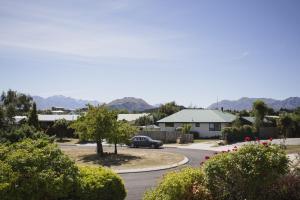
left=157, top=109, right=236, bottom=123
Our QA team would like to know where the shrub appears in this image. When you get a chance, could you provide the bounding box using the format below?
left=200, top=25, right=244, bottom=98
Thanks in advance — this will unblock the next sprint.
left=143, top=167, right=212, bottom=200
left=0, top=139, right=79, bottom=200
left=0, top=124, right=51, bottom=143
left=260, top=174, right=300, bottom=200
left=222, top=125, right=257, bottom=143
left=203, top=144, right=289, bottom=200
left=76, top=166, right=126, bottom=200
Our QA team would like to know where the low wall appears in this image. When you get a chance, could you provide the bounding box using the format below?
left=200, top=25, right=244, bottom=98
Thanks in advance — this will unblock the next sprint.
left=137, top=131, right=193, bottom=143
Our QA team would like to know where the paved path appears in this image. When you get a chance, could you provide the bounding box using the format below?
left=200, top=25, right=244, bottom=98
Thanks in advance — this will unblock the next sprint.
left=120, top=147, right=215, bottom=200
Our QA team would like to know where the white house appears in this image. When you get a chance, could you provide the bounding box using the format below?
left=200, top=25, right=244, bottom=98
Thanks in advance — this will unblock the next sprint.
left=157, top=109, right=236, bottom=138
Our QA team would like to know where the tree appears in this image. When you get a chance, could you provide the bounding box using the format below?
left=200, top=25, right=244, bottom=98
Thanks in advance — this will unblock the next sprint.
left=1, top=89, right=32, bottom=115
left=252, top=100, right=268, bottom=131
left=71, top=105, right=117, bottom=156
left=107, top=121, right=137, bottom=154
left=277, top=115, right=294, bottom=139
left=52, top=119, right=70, bottom=141
left=28, top=102, right=39, bottom=129
left=182, top=123, right=192, bottom=134
left=135, top=115, right=153, bottom=126
left=0, top=106, right=5, bottom=129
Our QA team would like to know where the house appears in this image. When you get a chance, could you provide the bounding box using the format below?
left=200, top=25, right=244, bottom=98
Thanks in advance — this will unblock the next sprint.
left=157, top=109, right=236, bottom=138
left=117, top=113, right=149, bottom=124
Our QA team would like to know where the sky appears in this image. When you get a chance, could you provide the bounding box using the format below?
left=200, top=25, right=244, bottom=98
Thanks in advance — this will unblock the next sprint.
left=0, top=0, right=300, bottom=107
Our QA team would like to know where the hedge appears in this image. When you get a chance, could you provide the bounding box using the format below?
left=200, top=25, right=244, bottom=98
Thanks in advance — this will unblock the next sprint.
left=202, top=144, right=289, bottom=200
left=76, top=166, right=126, bottom=200
left=222, top=125, right=257, bottom=143
left=143, top=167, right=212, bottom=200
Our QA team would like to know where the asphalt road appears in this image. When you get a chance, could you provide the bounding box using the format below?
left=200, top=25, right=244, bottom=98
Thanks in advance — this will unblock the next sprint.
left=120, top=147, right=215, bottom=200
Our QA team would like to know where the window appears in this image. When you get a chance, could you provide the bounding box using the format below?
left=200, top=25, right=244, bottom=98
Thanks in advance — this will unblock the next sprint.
left=209, top=123, right=221, bottom=131
left=195, top=123, right=200, bottom=127
left=165, top=122, right=174, bottom=127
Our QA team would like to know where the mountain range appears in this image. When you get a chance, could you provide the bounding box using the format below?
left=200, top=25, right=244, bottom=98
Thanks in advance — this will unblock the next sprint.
left=32, top=95, right=300, bottom=112
left=32, top=95, right=154, bottom=112
left=208, top=97, right=300, bottom=111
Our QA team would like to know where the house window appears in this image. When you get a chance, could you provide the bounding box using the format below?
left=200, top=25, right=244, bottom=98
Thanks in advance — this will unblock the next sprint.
left=209, top=123, right=221, bottom=131
left=195, top=123, right=200, bottom=127
left=165, top=122, right=174, bottom=127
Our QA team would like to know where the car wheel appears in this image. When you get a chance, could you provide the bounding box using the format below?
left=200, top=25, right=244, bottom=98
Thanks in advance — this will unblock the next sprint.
left=151, top=144, right=156, bottom=149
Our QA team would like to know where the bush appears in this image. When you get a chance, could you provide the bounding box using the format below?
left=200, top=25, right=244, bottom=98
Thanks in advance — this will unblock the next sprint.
left=203, top=144, right=289, bottom=200
left=0, top=139, right=79, bottom=200
left=260, top=174, right=300, bottom=200
left=0, top=124, right=52, bottom=143
left=143, top=167, right=212, bottom=200
left=222, top=125, right=257, bottom=143
left=76, top=166, right=126, bottom=200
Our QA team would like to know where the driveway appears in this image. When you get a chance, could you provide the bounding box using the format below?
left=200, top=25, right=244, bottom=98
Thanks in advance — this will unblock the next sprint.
left=120, top=147, right=215, bottom=200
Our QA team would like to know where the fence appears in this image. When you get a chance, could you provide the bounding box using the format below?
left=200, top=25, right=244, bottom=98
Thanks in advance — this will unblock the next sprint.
left=137, top=131, right=193, bottom=143
left=259, top=127, right=279, bottom=139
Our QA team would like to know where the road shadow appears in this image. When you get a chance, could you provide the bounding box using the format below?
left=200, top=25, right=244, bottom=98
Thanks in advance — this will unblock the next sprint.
left=78, top=153, right=142, bottom=167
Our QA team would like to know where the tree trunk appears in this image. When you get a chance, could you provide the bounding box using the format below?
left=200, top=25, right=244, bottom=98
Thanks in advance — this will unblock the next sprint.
left=96, top=140, right=104, bottom=156
left=114, top=142, right=117, bottom=154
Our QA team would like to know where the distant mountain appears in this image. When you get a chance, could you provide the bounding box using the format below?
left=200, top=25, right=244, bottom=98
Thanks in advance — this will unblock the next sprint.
left=32, top=95, right=100, bottom=110
left=208, top=97, right=300, bottom=111
left=107, top=97, right=154, bottom=112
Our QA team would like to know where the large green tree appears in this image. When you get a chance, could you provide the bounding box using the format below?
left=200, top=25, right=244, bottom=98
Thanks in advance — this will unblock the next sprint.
left=252, top=100, right=268, bottom=131
left=71, top=105, right=117, bottom=156
left=107, top=121, right=137, bottom=154
left=1, top=89, right=32, bottom=115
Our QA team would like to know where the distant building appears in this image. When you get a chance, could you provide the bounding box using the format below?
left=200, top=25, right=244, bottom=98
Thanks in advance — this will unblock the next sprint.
left=157, top=109, right=236, bottom=138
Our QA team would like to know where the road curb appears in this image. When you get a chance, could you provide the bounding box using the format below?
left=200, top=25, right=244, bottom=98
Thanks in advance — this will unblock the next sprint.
left=115, top=156, right=189, bottom=174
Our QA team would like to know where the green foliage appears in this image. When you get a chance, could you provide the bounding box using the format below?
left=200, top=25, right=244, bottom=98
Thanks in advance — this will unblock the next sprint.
left=71, top=105, right=117, bottom=156
left=28, top=102, right=39, bottom=129
left=135, top=115, right=154, bottom=126
left=1, top=89, right=32, bottom=115
left=50, top=119, right=72, bottom=140
left=277, top=114, right=300, bottom=138
left=107, top=121, right=137, bottom=154
left=76, top=166, right=126, bottom=200
left=222, top=125, right=257, bottom=143
left=0, top=124, right=51, bottom=143
left=182, top=123, right=192, bottom=134
left=260, top=173, right=300, bottom=200
left=203, top=144, right=289, bottom=200
left=252, top=100, right=268, bottom=130
left=0, top=139, right=79, bottom=200
left=143, top=167, right=212, bottom=200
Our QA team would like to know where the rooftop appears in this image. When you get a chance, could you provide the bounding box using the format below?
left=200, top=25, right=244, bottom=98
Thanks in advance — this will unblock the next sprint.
left=117, top=113, right=149, bottom=122
left=157, top=109, right=236, bottom=123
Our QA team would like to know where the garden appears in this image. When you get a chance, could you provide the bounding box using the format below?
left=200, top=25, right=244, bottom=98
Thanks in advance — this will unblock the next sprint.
left=143, top=138, right=300, bottom=200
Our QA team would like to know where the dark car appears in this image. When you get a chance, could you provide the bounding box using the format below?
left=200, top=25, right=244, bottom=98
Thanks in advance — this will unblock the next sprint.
left=129, top=136, right=163, bottom=148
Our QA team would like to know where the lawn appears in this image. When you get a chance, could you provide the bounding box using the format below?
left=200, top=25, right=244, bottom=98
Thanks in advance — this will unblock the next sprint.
left=193, top=139, right=220, bottom=144
left=285, top=145, right=300, bottom=154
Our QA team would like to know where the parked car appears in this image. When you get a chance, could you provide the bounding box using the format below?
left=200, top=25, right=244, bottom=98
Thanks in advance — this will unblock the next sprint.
left=129, top=136, right=163, bottom=148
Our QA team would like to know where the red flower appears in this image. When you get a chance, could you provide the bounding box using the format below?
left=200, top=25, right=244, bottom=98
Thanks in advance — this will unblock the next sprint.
left=244, top=136, right=251, bottom=142
left=205, top=156, right=210, bottom=160
left=262, top=142, right=268, bottom=146
left=269, top=137, right=273, bottom=141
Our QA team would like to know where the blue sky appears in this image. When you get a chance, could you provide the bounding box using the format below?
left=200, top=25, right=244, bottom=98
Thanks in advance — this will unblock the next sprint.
left=0, top=0, right=299, bottom=107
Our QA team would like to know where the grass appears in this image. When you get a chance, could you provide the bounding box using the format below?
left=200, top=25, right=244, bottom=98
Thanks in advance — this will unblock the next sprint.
left=285, top=145, right=300, bottom=154
left=193, top=139, right=220, bottom=144
left=60, top=146, right=185, bottom=170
